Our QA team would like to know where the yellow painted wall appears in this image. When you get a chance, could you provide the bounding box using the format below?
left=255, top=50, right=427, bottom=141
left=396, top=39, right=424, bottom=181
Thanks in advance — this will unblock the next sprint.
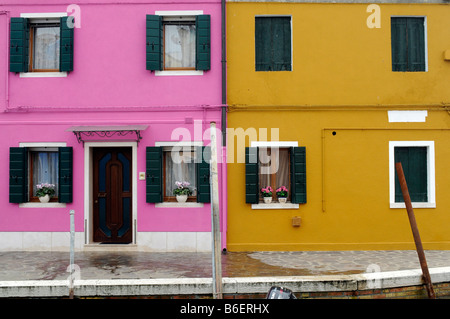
left=227, top=3, right=450, bottom=107
left=226, top=2, right=450, bottom=251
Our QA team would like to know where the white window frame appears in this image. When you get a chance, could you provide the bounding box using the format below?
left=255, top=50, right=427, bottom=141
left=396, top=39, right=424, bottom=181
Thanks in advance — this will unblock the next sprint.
left=19, top=12, right=68, bottom=78
left=155, top=141, right=204, bottom=208
left=389, top=141, right=435, bottom=209
left=251, top=141, right=299, bottom=210
left=154, top=10, right=204, bottom=77
left=18, top=142, right=67, bottom=208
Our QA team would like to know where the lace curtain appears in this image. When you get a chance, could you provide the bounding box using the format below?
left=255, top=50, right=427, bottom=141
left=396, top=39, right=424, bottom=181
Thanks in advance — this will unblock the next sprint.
left=33, top=27, right=60, bottom=70
left=259, top=148, right=290, bottom=200
left=164, top=24, right=196, bottom=69
left=32, top=152, right=59, bottom=197
left=164, top=148, right=197, bottom=197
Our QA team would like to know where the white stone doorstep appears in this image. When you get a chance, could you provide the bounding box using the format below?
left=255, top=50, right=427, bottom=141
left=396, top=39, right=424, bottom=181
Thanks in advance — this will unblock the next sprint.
left=1, top=267, right=449, bottom=298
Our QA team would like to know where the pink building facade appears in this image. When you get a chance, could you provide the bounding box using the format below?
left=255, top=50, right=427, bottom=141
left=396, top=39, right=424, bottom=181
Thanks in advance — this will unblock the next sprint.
left=0, top=0, right=227, bottom=252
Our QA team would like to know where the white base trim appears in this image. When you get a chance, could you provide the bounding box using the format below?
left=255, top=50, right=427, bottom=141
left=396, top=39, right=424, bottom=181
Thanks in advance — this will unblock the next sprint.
left=0, top=232, right=84, bottom=251
left=0, top=231, right=213, bottom=252
left=136, top=232, right=212, bottom=252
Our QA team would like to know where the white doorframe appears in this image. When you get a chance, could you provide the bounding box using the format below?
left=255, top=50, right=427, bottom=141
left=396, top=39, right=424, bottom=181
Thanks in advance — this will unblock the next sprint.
left=84, top=141, right=138, bottom=245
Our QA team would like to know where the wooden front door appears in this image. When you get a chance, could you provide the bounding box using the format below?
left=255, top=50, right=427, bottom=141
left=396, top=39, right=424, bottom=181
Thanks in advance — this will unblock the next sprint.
left=93, top=147, right=132, bottom=244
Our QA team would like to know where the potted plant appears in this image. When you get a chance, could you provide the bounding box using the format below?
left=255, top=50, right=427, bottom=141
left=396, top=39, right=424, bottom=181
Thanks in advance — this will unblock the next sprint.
left=261, top=186, right=273, bottom=203
left=173, top=181, right=192, bottom=203
left=276, top=186, right=288, bottom=203
left=36, top=183, right=56, bottom=203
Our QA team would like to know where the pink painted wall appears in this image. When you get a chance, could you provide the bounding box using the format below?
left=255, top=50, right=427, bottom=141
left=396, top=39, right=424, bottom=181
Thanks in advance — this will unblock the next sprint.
left=2, top=0, right=223, bottom=110
left=0, top=1, right=226, bottom=237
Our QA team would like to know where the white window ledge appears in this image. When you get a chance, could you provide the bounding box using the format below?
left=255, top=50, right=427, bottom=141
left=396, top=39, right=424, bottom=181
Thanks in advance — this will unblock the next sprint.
left=19, top=203, right=66, bottom=208
left=155, top=70, right=203, bottom=77
left=155, top=202, right=204, bottom=208
left=20, top=72, right=67, bottom=78
left=252, top=203, right=299, bottom=210
left=390, top=202, right=436, bottom=209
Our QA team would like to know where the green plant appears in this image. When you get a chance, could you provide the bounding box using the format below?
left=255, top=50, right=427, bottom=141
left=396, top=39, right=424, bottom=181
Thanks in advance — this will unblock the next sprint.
left=36, top=183, right=56, bottom=197
left=173, top=181, right=193, bottom=196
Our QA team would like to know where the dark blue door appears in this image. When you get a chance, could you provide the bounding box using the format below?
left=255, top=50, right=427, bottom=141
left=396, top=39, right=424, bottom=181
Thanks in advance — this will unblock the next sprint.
left=93, top=148, right=132, bottom=243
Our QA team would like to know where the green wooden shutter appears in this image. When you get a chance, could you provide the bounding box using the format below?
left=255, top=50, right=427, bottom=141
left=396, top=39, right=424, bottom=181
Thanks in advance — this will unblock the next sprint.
left=196, top=15, right=211, bottom=71
left=255, top=17, right=291, bottom=72
left=58, top=147, right=73, bottom=203
left=394, top=147, right=427, bottom=203
left=290, top=147, right=306, bottom=204
left=146, top=147, right=163, bottom=203
left=60, top=16, right=74, bottom=72
left=146, top=15, right=162, bottom=71
left=9, top=147, right=28, bottom=203
left=196, top=146, right=211, bottom=203
left=391, top=18, right=408, bottom=72
left=9, top=17, right=29, bottom=73
left=245, top=147, right=259, bottom=204
left=407, top=18, right=425, bottom=72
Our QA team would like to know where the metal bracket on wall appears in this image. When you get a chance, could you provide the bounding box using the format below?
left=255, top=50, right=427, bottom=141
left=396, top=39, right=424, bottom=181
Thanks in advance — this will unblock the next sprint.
left=66, top=125, right=148, bottom=146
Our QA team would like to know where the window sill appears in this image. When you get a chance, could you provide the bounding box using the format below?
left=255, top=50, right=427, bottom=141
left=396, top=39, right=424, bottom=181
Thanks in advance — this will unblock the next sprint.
left=252, top=203, right=299, bottom=210
left=390, top=202, right=436, bottom=209
left=19, top=72, right=67, bottom=78
left=19, top=202, right=66, bottom=208
left=155, top=70, right=203, bottom=76
left=155, top=202, right=204, bottom=208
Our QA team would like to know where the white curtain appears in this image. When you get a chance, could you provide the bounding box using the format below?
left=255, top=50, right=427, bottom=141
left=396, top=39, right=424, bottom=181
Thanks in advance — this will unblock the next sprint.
left=164, top=148, right=197, bottom=197
left=33, top=27, right=60, bottom=70
left=32, top=152, right=59, bottom=196
left=259, top=148, right=290, bottom=200
left=164, top=24, right=196, bottom=69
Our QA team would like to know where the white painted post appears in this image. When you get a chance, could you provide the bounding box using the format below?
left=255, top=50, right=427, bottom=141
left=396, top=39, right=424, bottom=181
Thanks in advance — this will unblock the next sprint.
left=210, top=122, right=223, bottom=299
left=69, top=209, right=75, bottom=298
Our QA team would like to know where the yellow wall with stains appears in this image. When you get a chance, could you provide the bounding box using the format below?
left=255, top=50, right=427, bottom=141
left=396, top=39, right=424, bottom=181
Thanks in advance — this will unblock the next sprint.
left=226, top=2, right=450, bottom=251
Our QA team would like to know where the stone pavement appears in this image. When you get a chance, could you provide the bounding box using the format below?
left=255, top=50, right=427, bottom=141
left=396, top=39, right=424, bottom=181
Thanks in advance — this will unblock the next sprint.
left=0, top=250, right=450, bottom=281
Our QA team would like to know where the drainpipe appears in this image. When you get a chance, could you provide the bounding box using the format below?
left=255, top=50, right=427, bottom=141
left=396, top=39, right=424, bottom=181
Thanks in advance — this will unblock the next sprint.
left=1, top=11, right=10, bottom=110
left=220, top=0, right=227, bottom=253
left=221, top=0, right=226, bottom=146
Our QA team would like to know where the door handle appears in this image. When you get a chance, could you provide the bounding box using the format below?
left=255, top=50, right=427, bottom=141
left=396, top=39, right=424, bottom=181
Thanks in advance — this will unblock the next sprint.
left=95, top=193, right=106, bottom=204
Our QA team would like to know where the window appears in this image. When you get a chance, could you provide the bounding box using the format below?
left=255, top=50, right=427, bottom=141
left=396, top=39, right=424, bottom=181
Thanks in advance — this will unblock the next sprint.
left=255, top=16, right=292, bottom=72
left=163, top=146, right=197, bottom=202
left=391, top=17, right=426, bottom=72
left=146, top=12, right=210, bottom=73
left=163, top=18, right=196, bottom=70
left=9, top=14, right=74, bottom=74
left=29, top=149, right=59, bottom=202
left=146, top=145, right=211, bottom=204
left=29, top=20, right=60, bottom=72
left=389, top=141, right=435, bottom=208
left=9, top=145, right=73, bottom=204
left=259, top=148, right=291, bottom=202
left=245, top=142, right=306, bottom=209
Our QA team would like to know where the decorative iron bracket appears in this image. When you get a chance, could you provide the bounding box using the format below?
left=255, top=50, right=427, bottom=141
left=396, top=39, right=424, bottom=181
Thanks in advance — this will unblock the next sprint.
left=66, top=125, right=148, bottom=146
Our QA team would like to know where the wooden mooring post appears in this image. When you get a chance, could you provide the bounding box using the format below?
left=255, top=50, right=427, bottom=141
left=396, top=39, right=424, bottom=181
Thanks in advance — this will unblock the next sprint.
left=395, top=162, right=436, bottom=299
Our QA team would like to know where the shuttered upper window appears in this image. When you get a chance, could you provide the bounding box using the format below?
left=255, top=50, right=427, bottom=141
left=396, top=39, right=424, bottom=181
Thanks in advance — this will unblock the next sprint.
left=146, top=13, right=211, bottom=73
left=255, top=16, right=292, bottom=72
left=9, top=15, right=74, bottom=74
left=391, top=17, right=426, bottom=72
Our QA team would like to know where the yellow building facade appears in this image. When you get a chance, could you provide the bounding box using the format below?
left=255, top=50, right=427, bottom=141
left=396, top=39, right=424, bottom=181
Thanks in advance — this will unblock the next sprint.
left=226, top=1, right=450, bottom=251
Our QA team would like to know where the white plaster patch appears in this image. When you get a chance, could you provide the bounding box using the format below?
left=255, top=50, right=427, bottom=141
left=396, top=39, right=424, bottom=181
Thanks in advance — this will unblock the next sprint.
left=388, top=110, right=428, bottom=123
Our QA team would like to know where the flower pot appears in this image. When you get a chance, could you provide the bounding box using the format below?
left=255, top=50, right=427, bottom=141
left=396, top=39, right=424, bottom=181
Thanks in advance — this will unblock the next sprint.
left=39, top=195, right=50, bottom=203
left=278, top=197, right=287, bottom=204
left=263, top=197, right=272, bottom=204
left=176, top=195, right=188, bottom=203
